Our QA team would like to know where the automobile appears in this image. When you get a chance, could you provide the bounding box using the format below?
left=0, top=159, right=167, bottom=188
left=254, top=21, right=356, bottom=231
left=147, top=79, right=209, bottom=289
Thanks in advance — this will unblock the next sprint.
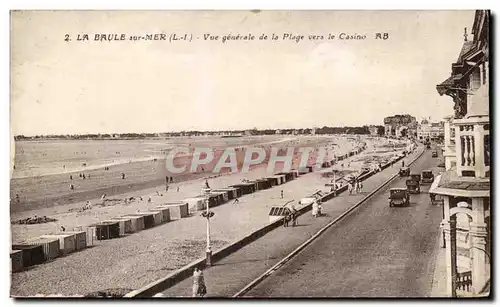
left=406, top=179, right=421, bottom=194
left=389, top=188, right=410, bottom=207
left=432, top=150, right=438, bottom=157
left=399, top=167, right=410, bottom=177
left=421, top=170, right=435, bottom=184
left=410, top=173, right=421, bottom=183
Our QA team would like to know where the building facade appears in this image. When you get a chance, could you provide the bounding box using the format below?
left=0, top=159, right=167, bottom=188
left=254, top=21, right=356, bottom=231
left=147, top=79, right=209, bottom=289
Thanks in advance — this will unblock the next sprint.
left=383, top=114, right=418, bottom=138
left=433, top=10, right=490, bottom=297
left=417, top=119, right=445, bottom=141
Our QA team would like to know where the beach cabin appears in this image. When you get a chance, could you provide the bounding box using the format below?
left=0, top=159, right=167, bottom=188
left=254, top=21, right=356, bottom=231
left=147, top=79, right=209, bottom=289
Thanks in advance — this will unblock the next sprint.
left=196, top=193, right=221, bottom=207
left=107, top=218, right=132, bottom=236
left=276, top=171, right=295, bottom=182
left=209, top=192, right=226, bottom=206
left=129, top=213, right=155, bottom=229
left=255, top=178, right=272, bottom=190
left=137, top=211, right=162, bottom=226
left=41, top=234, right=76, bottom=255
left=211, top=188, right=238, bottom=200
left=59, top=231, right=87, bottom=250
left=274, top=174, right=287, bottom=184
left=230, top=183, right=256, bottom=195
left=158, top=203, right=189, bottom=219
left=11, top=245, right=45, bottom=268
left=94, top=221, right=121, bottom=240
left=213, top=190, right=229, bottom=202
left=23, top=237, right=60, bottom=261
left=298, top=167, right=311, bottom=175
left=121, top=215, right=145, bottom=232
left=183, top=197, right=206, bottom=212
left=153, top=207, right=171, bottom=223
left=10, top=250, right=23, bottom=272
left=268, top=207, right=292, bottom=223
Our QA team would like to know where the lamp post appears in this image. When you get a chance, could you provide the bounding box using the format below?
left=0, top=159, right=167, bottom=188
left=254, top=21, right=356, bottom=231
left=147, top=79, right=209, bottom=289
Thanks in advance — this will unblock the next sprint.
left=201, top=187, right=214, bottom=266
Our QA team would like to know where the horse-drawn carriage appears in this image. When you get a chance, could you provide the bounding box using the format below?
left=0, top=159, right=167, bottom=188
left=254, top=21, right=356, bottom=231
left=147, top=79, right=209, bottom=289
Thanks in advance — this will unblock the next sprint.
left=389, top=188, right=410, bottom=207
left=399, top=167, right=410, bottom=177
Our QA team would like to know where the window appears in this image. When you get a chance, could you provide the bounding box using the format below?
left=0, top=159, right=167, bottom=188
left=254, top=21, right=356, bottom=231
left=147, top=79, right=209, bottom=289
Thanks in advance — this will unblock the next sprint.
left=470, top=67, right=481, bottom=90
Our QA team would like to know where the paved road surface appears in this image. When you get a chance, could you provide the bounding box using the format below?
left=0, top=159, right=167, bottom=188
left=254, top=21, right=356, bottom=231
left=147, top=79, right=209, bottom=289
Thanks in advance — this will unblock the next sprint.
left=245, top=149, right=443, bottom=297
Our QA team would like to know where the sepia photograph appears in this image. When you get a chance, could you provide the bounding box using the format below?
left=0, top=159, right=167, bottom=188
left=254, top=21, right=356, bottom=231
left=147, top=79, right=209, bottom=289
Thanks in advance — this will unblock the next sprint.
left=8, top=9, right=491, bottom=299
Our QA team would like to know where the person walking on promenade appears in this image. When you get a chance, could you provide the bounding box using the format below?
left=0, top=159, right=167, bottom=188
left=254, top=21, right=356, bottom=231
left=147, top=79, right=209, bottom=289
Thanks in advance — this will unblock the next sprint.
left=192, top=267, right=207, bottom=298
left=281, top=190, right=284, bottom=199
left=312, top=201, right=319, bottom=218
left=358, top=181, right=364, bottom=193
left=348, top=182, right=353, bottom=195
left=288, top=204, right=298, bottom=227
left=402, top=160, right=405, bottom=167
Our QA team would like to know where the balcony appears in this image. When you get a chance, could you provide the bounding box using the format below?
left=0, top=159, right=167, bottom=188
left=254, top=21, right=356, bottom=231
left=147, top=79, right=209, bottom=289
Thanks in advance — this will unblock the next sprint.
left=454, top=117, right=490, bottom=178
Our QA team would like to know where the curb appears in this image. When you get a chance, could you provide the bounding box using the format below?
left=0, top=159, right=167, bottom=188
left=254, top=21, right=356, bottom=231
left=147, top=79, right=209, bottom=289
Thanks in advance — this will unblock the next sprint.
left=125, top=145, right=422, bottom=297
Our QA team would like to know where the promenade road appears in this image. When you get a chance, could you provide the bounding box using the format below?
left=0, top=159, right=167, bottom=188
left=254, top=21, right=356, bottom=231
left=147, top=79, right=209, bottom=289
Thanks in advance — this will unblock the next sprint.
left=245, top=149, right=443, bottom=297
left=159, top=147, right=427, bottom=297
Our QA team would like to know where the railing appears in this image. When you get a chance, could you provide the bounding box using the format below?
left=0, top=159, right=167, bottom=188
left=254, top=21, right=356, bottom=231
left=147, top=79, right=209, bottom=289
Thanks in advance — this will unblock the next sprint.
left=456, top=271, right=473, bottom=292
left=454, top=117, right=490, bottom=178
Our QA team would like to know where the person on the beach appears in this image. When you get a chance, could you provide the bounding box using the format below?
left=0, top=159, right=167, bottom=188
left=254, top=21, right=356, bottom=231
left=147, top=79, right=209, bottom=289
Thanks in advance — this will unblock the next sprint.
left=15, top=194, right=20, bottom=203
left=60, top=226, right=66, bottom=232
left=101, top=193, right=106, bottom=200
left=88, top=174, right=90, bottom=179
left=170, top=176, right=173, bottom=183
left=148, top=196, right=152, bottom=203
left=82, top=174, right=86, bottom=180
left=192, top=267, right=207, bottom=297
left=69, top=175, right=73, bottom=180
left=79, top=173, right=82, bottom=178
left=402, top=160, right=405, bottom=167
left=177, top=186, right=180, bottom=192
left=70, top=184, right=74, bottom=190
left=348, top=182, right=353, bottom=195
left=122, top=173, right=126, bottom=179
left=233, top=197, right=239, bottom=204
left=358, top=181, right=364, bottom=193
left=165, top=184, right=169, bottom=192
left=205, top=180, right=210, bottom=189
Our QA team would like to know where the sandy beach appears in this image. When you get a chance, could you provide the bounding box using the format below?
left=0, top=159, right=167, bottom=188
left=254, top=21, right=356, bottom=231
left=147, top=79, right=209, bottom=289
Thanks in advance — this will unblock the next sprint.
left=10, top=135, right=370, bottom=242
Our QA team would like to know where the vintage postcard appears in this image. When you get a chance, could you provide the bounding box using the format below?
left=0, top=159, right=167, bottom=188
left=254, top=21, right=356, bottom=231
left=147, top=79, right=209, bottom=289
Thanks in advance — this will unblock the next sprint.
left=9, top=10, right=490, bottom=298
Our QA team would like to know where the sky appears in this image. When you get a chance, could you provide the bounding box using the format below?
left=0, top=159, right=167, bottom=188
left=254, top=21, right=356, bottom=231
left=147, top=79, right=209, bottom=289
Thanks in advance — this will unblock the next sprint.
left=10, top=10, right=476, bottom=136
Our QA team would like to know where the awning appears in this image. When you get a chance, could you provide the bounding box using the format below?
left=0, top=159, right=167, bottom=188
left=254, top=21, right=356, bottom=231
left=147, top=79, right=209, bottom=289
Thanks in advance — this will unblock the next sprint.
left=436, top=76, right=455, bottom=96
left=429, top=174, right=442, bottom=194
